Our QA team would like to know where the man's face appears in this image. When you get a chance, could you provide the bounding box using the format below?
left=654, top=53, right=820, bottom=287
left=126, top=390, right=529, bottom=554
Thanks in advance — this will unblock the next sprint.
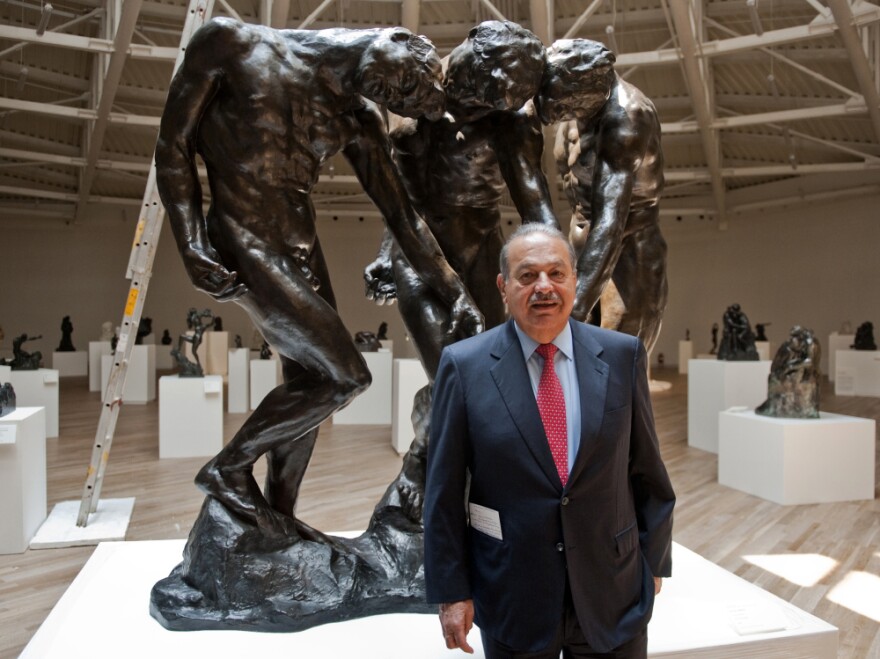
left=444, top=47, right=538, bottom=122
left=361, top=40, right=445, bottom=121
left=535, top=71, right=606, bottom=125
left=497, top=233, right=576, bottom=344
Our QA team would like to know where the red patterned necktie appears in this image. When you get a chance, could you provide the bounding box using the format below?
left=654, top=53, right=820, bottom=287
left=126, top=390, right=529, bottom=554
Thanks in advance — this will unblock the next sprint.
left=535, top=343, right=568, bottom=486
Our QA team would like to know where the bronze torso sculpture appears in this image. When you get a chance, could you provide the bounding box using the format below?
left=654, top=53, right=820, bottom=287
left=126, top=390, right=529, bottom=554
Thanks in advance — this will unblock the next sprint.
left=537, top=40, right=667, bottom=354
left=150, top=18, right=482, bottom=632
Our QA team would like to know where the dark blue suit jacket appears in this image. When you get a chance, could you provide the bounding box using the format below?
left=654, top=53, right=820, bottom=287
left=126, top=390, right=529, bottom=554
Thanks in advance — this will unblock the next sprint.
left=424, top=319, right=675, bottom=653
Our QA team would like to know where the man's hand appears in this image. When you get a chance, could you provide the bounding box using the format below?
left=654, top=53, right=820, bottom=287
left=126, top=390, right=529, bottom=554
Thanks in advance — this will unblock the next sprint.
left=446, top=293, right=484, bottom=341
left=181, top=244, right=248, bottom=302
left=439, top=600, right=475, bottom=654
left=364, top=255, right=397, bottom=305
left=654, top=577, right=663, bottom=595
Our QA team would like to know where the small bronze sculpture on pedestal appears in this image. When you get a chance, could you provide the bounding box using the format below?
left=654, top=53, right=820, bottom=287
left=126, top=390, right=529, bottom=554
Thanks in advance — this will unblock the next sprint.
left=57, top=316, right=75, bottom=351
left=717, top=304, right=759, bottom=361
left=756, top=326, right=820, bottom=418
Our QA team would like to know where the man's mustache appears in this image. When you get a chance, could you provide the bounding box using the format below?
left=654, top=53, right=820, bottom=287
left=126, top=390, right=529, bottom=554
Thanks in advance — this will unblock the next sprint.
left=529, top=291, right=561, bottom=304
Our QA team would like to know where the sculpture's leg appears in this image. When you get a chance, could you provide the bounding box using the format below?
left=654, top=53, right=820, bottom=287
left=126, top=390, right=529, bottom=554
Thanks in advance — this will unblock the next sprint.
left=195, top=254, right=371, bottom=537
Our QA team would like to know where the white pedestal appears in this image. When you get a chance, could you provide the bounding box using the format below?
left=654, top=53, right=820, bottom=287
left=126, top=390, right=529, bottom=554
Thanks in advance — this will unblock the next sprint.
left=20, top=540, right=837, bottom=659
left=834, top=349, right=880, bottom=397
left=392, top=358, right=430, bottom=454
left=227, top=348, right=249, bottom=413
left=0, top=364, right=11, bottom=380
left=156, top=346, right=174, bottom=371
left=101, top=344, right=156, bottom=404
left=827, top=332, right=854, bottom=382
left=334, top=351, right=393, bottom=425
left=7, top=369, right=59, bottom=438
left=0, top=407, right=46, bottom=554
left=687, top=359, right=770, bottom=454
left=719, top=410, right=875, bottom=504
left=678, top=341, right=693, bottom=374
left=250, top=359, right=281, bottom=410
left=88, top=342, right=112, bottom=391
left=52, top=351, right=87, bottom=377
left=755, top=341, right=772, bottom=361
left=205, top=331, right=229, bottom=376
left=158, top=375, right=223, bottom=459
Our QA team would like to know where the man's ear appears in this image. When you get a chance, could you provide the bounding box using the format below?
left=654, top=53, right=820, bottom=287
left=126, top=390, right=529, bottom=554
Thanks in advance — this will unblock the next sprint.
left=496, top=273, right=507, bottom=302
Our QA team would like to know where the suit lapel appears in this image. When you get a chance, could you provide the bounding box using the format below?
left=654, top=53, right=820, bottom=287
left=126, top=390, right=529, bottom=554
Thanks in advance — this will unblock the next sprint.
left=489, top=321, right=563, bottom=490
left=568, top=321, right=610, bottom=487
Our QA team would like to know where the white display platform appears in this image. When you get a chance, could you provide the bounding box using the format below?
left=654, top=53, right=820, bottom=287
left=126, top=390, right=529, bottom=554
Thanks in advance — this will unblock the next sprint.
left=88, top=341, right=112, bottom=391
left=719, top=410, right=875, bottom=505
left=755, top=341, right=772, bottom=361
left=250, top=358, right=281, bottom=410
left=0, top=407, right=46, bottom=554
left=7, top=368, right=59, bottom=438
left=205, top=331, right=229, bottom=376
left=678, top=340, right=693, bottom=374
left=687, top=359, right=770, bottom=454
left=51, top=350, right=87, bottom=377
left=834, top=349, right=880, bottom=397
left=334, top=350, right=393, bottom=425
left=391, top=358, right=429, bottom=454
left=30, top=497, right=135, bottom=549
left=227, top=348, right=249, bottom=413
left=158, top=375, right=223, bottom=459
left=827, top=332, right=854, bottom=382
left=0, top=363, right=10, bottom=379
left=101, top=344, right=156, bottom=404
left=20, top=540, right=836, bottom=659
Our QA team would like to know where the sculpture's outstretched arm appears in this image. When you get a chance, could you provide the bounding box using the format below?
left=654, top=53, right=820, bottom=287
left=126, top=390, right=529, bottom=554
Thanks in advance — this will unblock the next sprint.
left=156, top=19, right=247, bottom=302
left=344, top=106, right=484, bottom=340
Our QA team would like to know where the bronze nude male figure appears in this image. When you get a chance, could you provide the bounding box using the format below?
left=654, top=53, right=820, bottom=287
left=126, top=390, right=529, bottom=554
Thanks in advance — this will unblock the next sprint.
left=536, top=39, right=667, bottom=354
left=151, top=18, right=482, bottom=631
left=363, top=21, right=557, bottom=519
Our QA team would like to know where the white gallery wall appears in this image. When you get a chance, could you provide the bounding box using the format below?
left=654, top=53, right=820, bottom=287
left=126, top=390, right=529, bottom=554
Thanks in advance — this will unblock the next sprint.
left=1, top=191, right=877, bottom=376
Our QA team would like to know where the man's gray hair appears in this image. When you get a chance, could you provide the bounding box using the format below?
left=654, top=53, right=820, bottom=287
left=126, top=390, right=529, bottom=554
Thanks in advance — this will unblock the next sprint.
left=499, top=223, right=577, bottom=281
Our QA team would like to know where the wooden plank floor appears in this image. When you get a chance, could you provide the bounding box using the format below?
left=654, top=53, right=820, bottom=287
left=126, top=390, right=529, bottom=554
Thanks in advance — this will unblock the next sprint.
left=1, top=368, right=878, bottom=658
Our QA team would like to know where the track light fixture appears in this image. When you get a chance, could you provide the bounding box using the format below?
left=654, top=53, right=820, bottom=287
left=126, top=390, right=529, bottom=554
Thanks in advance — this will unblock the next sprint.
left=17, top=65, right=28, bottom=93
left=36, top=3, right=53, bottom=36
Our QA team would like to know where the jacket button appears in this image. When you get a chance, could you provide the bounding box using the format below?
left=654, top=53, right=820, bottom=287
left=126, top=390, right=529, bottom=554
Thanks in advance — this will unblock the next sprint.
left=556, top=542, right=564, bottom=552
left=561, top=497, right=569, bottom=506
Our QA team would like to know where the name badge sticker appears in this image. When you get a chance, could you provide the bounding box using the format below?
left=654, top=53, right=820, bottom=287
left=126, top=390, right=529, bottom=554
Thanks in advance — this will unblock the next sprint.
left=468, top=502, right=503, bottom=541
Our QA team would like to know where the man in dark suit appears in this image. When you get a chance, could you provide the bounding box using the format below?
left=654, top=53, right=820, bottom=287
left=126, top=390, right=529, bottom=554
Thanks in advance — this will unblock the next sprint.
left=424, top=224, right=675, bottom=657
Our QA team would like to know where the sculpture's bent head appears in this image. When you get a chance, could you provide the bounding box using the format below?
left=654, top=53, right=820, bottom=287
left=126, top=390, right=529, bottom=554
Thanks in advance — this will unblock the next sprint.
left=536, top=39, right=616, bottom=124
left=444, top=21, right=546, bottom=122
left=358, top=28, right=445, bottom=121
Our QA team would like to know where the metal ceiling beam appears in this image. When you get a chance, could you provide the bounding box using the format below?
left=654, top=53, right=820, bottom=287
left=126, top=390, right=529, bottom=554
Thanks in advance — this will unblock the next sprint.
left=298, top=0, right=335, bottom=29
left=561, top=0, right=603, bottom=40
left=668, top=0, right=726, bottom=221
left=826, top=0, right=880, bottom=143
left=0, top=97, right=160, bottom=126
left=73, top=0, right=144, bottom=224
left=0, top=25, right=178, bottom=61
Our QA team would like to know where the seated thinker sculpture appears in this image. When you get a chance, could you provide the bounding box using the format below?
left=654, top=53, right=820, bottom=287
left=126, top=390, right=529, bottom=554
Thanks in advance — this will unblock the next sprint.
left=150, top=17, right=482, bottom=631
left=535, top=39, right=667, bottom=354
left=756, top=326, right=821, bottom=418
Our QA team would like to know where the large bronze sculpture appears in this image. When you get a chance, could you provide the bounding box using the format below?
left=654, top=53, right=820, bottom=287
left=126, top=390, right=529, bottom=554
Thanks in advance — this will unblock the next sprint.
left=536, top=39, right=667, bottom=354
left=150, top=18, right=482, bottom=631
left=756, top=326, right=821, bottom=418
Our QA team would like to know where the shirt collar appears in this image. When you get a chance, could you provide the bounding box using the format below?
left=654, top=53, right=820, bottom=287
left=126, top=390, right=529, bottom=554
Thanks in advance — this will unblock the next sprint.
left=512, top=320, right=574, bottom=362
